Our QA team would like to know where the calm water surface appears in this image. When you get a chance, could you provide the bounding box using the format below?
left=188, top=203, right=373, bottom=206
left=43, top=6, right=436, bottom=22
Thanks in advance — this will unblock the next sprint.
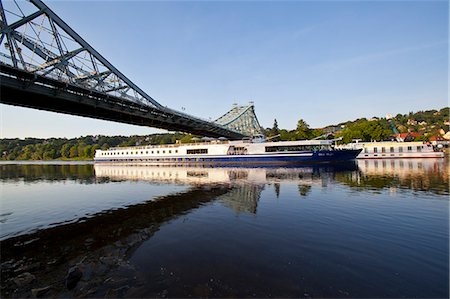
left=0, top=159, right=448, bottom=298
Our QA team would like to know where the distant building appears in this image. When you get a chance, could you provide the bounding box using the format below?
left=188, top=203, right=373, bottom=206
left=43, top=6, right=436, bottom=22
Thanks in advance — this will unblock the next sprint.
left=429, top=136, right=449, bottom=147
left=407, top=119, right=417, bottom=125
left=323, top=126, right=341, bottom=134
left=395, top=132, right=422, bottom=142
left=443, top=131, right=450, bottom=140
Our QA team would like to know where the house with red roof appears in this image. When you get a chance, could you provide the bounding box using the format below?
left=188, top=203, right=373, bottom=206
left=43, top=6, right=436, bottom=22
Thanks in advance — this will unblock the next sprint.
left=395, top=132, right=422, bottom=142
left=429, top=136, right=449, bottom=147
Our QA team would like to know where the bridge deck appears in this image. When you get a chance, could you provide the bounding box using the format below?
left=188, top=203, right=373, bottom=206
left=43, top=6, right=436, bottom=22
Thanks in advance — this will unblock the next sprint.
left=0, top=64, right=246, bottom=139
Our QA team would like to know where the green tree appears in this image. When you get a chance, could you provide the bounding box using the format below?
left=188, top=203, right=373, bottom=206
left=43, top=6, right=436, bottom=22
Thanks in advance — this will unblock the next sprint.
left=77, top=142, right=86, bottom=158
left=69, top=145, right=78, bottom=158
left=269, top=119, right=280, bottom=137
left=61, top=144, right=71, bottom=158
left=91, top=144, right=101, bottom=158
left=83, top=145, right=93, bottom=158
left=295, top=119, right=311, bottom=140
left=19, top=144, right=34, bottom=160
left=180, top=135, right=193, bottom=143
left=43, top=149, right=56, bottom=160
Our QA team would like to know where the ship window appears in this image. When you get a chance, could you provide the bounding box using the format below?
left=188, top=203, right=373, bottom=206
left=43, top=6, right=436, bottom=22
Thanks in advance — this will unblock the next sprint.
left=381, top=147, right=386, bottom=153
left=407, top=146, right=412, bottom=151
left=187, top=149, right=208, bottom=154
left=399, top=147, right=403, bottom=153
left=152, top=151, right=154, bottom=154
left=417, top=146, right=422, bottom=152
left=175, top=150, right=178, bottom=153
left=169, top=150, right=172, bottom=154
left=265, top=145, right=328, bottom=152
left=390, top=147, right=394, bottom=153
left=141, top=151, right=143, bottom=154
left=163, top=150, right=165, bottom=154
left=146, top=151, right=148, bottom=154
left=364, top=148, right=368, bottom=153
left=157, top=151, right=160, bottom=154
left=373, top=148, right=378, bottom=153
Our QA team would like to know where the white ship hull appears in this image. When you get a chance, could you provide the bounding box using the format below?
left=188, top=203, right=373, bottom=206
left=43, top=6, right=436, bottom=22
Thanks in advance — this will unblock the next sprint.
left=94, top=139, right=360, bottom=164
left=343, top=142, right=444, bottom=159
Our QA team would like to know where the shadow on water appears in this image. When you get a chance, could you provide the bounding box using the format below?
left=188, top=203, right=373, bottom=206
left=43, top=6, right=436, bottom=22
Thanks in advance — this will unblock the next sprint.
left=0, top=159, right=448, bottom=298
left=1, top=184, right=231, bottom=297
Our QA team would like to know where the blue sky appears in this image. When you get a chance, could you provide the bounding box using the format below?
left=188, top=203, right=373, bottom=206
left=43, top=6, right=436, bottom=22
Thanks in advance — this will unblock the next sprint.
left=1, top=0, right=448, bottom=138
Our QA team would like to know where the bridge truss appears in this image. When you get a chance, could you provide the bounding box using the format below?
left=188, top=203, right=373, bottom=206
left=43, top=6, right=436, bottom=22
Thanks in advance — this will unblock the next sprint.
left=0, top=0, right=259, bottom=139
left=215, top=103, right=265, bottom=137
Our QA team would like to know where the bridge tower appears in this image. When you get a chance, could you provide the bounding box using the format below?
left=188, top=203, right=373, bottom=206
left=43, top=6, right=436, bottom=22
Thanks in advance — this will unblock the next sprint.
left=215, top=102, right=265, bottom=137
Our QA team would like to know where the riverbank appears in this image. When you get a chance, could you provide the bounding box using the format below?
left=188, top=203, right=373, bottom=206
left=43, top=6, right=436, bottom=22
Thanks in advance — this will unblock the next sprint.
left=0, top=186, right=229, bottom=298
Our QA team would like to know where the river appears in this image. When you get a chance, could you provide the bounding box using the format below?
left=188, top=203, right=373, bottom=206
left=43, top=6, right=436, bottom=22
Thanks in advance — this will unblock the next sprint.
left=0, top=159, right=448, bottom=298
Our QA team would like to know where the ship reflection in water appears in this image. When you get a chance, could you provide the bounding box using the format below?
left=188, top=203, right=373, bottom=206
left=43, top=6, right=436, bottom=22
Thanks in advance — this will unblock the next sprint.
left=93, top=163, right=358, bottom=214
left=0, top=159, right=448, bottom=298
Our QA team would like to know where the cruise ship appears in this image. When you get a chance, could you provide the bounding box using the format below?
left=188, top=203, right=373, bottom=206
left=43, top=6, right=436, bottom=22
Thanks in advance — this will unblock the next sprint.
left=344, top=141, right=444, bottom=159
left=94, top=138, right=361, bottom=165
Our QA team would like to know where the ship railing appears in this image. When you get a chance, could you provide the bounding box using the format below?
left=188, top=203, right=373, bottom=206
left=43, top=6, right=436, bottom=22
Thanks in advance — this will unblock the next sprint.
left=104, top=140, right=229, bottom=151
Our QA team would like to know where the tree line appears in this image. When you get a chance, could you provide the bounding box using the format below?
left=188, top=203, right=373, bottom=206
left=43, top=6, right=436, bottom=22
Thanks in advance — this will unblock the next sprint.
left=0, top=134, right=188, bottom=161
left=2, top=107, right=447, bottom=160
left=264, top=107, right=448, bottom=143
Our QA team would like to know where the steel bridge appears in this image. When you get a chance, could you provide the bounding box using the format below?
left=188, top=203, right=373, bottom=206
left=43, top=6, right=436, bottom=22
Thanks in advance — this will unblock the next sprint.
left=0, top=0, right=264, bottom=139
